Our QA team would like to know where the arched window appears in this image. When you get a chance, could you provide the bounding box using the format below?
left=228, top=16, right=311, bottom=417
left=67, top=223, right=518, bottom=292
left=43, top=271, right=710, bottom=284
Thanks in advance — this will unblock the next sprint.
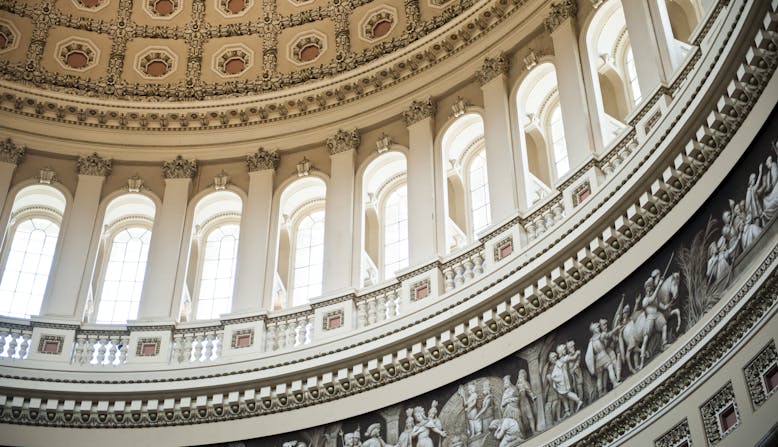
left=0, top=185, right=66, bottom=319
left=195, top=223, right=239, bottom=320
left=181, top=190, right=242, bottom=321
left=467, top=151, right=491, bottom=234
left=275, top=177, right=327, bottom=308
left=382, top=185, right=408, bottom=278
left=90, top=194, right=155, bottom=325
left=624, top=45, right=641, bottom=105
left=548, top=104, right=570, bottom=178
left=292, top=209, right=325, bottom=305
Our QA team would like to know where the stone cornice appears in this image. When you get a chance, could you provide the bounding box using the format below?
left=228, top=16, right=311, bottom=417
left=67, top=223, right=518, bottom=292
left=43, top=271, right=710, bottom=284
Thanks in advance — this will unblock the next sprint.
left=162, top=155, right=198, bottom=179
left=326, top=129, right=361, bottom=155
left=402, top=98, right=437, bottom=126
left=543, top=0, right=577, bottom=33
left=76, top=152, right=112, bottom=177
left=246, top=148, right=280, bottom=172
left=0, top=137, right=25, bottom=165
left=475, top=54, right=510, bottom=85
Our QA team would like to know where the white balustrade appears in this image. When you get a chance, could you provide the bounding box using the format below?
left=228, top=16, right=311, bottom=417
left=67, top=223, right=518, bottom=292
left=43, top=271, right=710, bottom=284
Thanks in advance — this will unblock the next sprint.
left=171, top=328, right=223, bottom=363
left=0, top=326, right=32, bottom=360
left=73, top=333, right=129, bottom=366
left=441, top=248, right=486, bottom=292
left=524, top=199, right=566, bottom=242
left=355, top=286, right=401, bottom=329
left=264, top=313, right=312, bottom=352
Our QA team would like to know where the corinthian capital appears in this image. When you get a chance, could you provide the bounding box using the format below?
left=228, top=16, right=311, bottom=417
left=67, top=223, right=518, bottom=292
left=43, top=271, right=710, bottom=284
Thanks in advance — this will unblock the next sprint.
left=402, top=98, right=436, bottom=126
left=246, top=147, right=280, bottom=172
left=476, top=54, right=510, bottom=85
left=162, top=155, right=198, bottom=179
left=544, top=0, right=578, bottom=33
left=326, top=129, right=361, bottom=155
left=0, top=138, right=26, bottom=165
left=77, top=152, right=112, bottom=177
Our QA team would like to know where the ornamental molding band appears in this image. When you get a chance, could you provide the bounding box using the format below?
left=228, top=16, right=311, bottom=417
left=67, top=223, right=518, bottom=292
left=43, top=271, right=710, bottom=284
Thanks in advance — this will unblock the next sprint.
left=0, top=137, right=25, bottom=165
left=744, top=339, right=778, bottom=409
left=700, top=382, right=740, bottom=446
left=76, top=152, right=112, bottom=176
left=475, top=53, right=510, bottom=85
left=247, top=148, right=281, bottom=172
left=162, top=155, right=198, bottom=179
left=655, top=419, right=692, bottom=447
left=326, top=129, right=361, bottom=155
left=544, top=0, right=578, bottom=33
left=402, top=98, right=436, bottom=126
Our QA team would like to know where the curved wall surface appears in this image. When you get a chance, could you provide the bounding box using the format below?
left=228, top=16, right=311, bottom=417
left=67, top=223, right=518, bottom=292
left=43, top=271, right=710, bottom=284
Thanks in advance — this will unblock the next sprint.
left=0, top=0, right=777, bottom=446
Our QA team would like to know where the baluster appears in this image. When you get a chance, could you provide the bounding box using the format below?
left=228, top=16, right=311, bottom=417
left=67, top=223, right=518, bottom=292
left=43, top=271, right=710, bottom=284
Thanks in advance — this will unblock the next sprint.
left=107, top=338, right=118, bottom=365
left=285, top=323, right=296, bottom=348
left=86, top=335, right=97, bottom=365
left=367, top=298, right=377, bottom=326
left=536, top=217, right=546, bottom=235
left=19, top=333, right=30, bottom=359
left=96, top=338, right=107, bottom=365
left=215, top=332, right=223, bottom=359
left=525, top=221, right=537, bottom=241
left=265, top=324, right=277, bottom=352
left=443, top=267, right=455, bottom=292
left=204, top=335, right=214, bottom=361
left=193, top=335, right=204, bottom=361
left=172, top=335, right=182, bottom=363
left=0, top=330, right=7, bottom=357
left=473, top=253, right=484, bottom=275
left=392, top=290, right=401, bottom=317
left=294, top=320, right=303, bottom=347
left=119, top=336, right=129, bottom=364
left=277, top=323, right=288, bottom=350
left=385, top=291, right=396, bottom=319
left=454, top=263, right=466, bottom=287
left=554, top=203, right=565, bottom=222
left=74, top=334, right=86, bottom=364
left=376, top=294, right=387, bottom=323
left=8, top=332, right=18, bottom=358
left=356, top=303, right=368, bottom=328
left=463, top=258, right=475, bottom=281
left=182, top=335, right=193, bottom=362
left=304, top=317, right=313, bottom=344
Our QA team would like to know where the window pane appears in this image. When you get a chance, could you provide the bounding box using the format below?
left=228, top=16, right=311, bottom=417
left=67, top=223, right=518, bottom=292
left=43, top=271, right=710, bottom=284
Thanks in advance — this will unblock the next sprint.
left=95, top=227, right=151, bottom=324
left=292, top=211, right=325, bottom=306
left=0, top=218, right=60, bottom=318
left=195, top=223, right=240, bottom=320
left=469, top=152, right=492, bottom=235
left=625, top=46, right=642, bottom=105
left=383, top=186, right=409, bottom=279
left=549, top=105, right=569, bottom=178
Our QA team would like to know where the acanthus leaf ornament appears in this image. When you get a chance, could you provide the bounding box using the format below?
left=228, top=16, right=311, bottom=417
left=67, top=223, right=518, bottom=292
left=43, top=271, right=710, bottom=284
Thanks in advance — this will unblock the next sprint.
left=0, top=137, right=26, bottom=165
left=326, top=129, right=360, bottom=155
left=77, top=152, right=112, bottom=177
left=162, top=155, right=198, bottom=179
left=246, top=147, right=280, bottom=172
left=543, top=0, right=578, bottom=33
left=475, top=54, right=510, bottom=85
left=402, top=98, right=436, bottom=126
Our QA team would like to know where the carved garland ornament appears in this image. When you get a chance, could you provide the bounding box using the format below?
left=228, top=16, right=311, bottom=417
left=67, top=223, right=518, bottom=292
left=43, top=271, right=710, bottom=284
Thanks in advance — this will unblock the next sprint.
left=162, top=155, right=198, bottom=179
left=326, top=129, right=360, bottom=155
left=246, top=148, right=280, bottom=171
left=543, top=0, right=577, bottom=33
left=76, top=152, right=112, bottom=176
left=0, top=137, right=26, bottom=165
left=402, top=98, right=436, bottom=126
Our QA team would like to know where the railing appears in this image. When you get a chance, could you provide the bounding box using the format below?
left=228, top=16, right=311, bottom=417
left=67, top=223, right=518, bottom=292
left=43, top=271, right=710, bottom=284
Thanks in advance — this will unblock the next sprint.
left=0, top=325, right=31, bottom=360
left=73, top=333, right=129, bottom=366
left=265, top=311, right=312, bottom=352
left=355, top=285, right=401, bottom=328
left=172, top=328, right=223, bottom=363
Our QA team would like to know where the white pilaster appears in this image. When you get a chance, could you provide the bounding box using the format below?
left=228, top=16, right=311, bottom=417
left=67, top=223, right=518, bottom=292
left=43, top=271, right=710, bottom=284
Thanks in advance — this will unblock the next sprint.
left=621, top=0, right=683, bottom=93
left=0, top=162, right=16, bottom=227
left=137, top=178, right=191, bottom=321
left=42, top=175, right=105, bottom=318
left=0, top=139, right=25, bottom=242
left=404, top=101, right=439, bottom=264
left=233, top=150, right=278, bottom=313
left=478, top=61, right=526, bottom=213
left=323, top=131, right=358, bottom=293
left=547, top=6, right=599, bottom=166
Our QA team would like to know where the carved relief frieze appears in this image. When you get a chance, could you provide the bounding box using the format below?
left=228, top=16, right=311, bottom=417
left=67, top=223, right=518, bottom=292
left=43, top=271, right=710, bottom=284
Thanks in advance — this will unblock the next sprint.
left=77, top=152, right=112, bottom=176
left=162, top=155, right=198, bottom=179
left=402, top=98, right=436, bottom=126
left=246, top=147, right=281, bottom=172
left=0, top=138, right=26, bottom=165
left=326, top=129, right=360, bottom=155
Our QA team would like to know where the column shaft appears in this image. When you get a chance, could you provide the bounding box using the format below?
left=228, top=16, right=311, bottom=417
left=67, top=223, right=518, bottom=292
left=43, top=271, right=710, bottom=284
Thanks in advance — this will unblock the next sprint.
left=407, top=117, right=439, bottom=263
left=0, top=162, right=16, bottom=240
left=41, top=175, right=104, bottom=319
left=323, top=150, right=356, bottom=293
left=137, top=178, right=190, bottom=321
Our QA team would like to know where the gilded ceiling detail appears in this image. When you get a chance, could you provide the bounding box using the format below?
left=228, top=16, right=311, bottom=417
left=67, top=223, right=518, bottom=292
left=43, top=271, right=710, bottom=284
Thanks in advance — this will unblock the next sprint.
left=0, top=0, right=479, bottom=101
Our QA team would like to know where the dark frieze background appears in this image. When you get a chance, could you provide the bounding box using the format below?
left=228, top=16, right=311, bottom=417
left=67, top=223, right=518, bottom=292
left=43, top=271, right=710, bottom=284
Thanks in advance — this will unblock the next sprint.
left=204, top=107, right=778, bottom=447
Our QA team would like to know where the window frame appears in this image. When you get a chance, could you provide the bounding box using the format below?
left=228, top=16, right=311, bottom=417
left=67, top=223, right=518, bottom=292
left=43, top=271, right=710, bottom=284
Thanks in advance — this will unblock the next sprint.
left=0, top=206, right=63, bottom=319
left=542, top=96, right=570, bottom=181
left=460, top=139, right=491, bottom=239
left=377, top=179, right=409, bottom=280
left=190, top=212, right=242, bottom=321
left=90, top=215, right=154, bottom=325
left=287, top=201, right=326, bottom=307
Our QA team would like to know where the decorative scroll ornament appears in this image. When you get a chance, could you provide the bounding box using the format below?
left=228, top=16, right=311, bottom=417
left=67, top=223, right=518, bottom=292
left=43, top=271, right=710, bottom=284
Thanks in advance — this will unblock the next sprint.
left=544, top=0, right=578, bottom=33
left=451, top=96, right=471, bottom=118
left=37, top=167, right=57, bottom=185
left=0, top=137, right=26, bottom=165
left=127, top=174, right=144, bottom=193
left=297, top=157, right=312, bottom=177
left=214, top=170, right=230, bottom=190
left=523, top=49, right=539, bottom=71
left=402, top=98, right=436, bottom=126
left=326, top=129, right=361, bottom=155
left=376, top=133, right=393, bottom=154
left=77, top=152, right=112, bottom=176
left=246, top=147, right=280, bottom=172
left=475, top=54, right=510, bottom=85
left=162, top=155, right=198, bottom=179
